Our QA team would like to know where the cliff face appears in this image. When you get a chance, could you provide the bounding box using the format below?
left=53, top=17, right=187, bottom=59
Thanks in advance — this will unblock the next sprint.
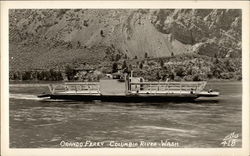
left=9, top=9, right=241, bottom=70
left=151, top=9, right=242, bottom=57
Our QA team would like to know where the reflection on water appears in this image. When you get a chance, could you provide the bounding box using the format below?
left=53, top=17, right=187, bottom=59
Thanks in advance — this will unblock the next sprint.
left=9, top=81, right=242, bottom=148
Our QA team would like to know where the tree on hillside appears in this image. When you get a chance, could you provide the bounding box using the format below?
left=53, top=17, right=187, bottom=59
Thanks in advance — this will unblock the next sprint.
left=22, top=71, right=32, bottom=80
left=175, top=66, right=185, bottom=77
left=171, top=52, right=174, bottom=57
left=65, top=65, right=75, bottom=80
left=144, top=52, right=148, bottom=58
left=224, top=59, right=234, bottom=72
left=214, top=53, right=218, bottom=58
left=112, top=62, right=118, bottom=73
left=128, top=64, right=133, bottom=72
left=122, top=60, right=127, bottom=70
left=83, top=20, right=89, bottom=27
left=156, top=71, right=161, bottom=80
left=211, top=67, right=221, bottom=78
left=225, top=59, right=230, bottom=67
left=168, top=71, right=175, bottom=80
left=214, top=57, right=220, bottom=64
left=134, top=55, right=138, bottom=59
left=49, top=69, right=63, bottom=81
left=139, top=62, right=143, bottom=69
left=193, top=74, right=202, bottom=81
left=160, top=59, right=164, bottom=68
left=77, top=41, right=81, bottom=48
left=67, top=42, right=73, bottom=49
left=100, top=30, right=105, bottom=37
left=115, top=54, right=121, bottom=61
left=124, top=54, right=128, bottom=59
left=122, top=61, right=129, bottom=73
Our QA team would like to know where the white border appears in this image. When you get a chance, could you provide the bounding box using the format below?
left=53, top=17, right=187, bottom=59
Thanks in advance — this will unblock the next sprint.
left=1, top=1, right=249, bottom=156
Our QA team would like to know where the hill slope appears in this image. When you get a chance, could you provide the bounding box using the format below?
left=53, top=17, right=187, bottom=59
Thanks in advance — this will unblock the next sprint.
left=9, top=9, right=241, bottom=70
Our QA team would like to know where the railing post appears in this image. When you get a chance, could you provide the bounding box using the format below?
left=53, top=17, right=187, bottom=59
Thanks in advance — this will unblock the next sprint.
left=98, top=84, right=100, bottom=93
left=48, top=84, right=53, bottom=94
left=180, top=83, right=182, bottom=94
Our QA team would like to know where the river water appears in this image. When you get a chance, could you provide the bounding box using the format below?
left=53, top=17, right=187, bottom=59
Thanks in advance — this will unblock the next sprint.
left=9, top=81, right=242, bottom=148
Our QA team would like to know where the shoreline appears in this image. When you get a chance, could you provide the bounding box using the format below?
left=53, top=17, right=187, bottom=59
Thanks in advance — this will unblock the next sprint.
left=9, top=79, right=242, bottom=86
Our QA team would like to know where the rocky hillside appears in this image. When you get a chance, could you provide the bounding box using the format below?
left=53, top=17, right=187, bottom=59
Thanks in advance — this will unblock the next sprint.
left=151, top=9, right=241, bottom=57
left=9, top=9, right=241, bottom=71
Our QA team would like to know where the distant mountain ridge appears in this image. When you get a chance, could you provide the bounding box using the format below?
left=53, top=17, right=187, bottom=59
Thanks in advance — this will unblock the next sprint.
left=9, top=9, right=241, bottom=70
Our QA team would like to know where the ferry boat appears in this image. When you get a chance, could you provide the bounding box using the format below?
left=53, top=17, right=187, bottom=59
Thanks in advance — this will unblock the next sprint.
left=38, top=73, right=219, bottom=102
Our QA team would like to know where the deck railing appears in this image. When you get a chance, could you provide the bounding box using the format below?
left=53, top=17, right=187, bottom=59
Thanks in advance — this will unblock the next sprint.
left=129, top=81, right=207, bottom=94
left=49, top=82, right=100, bottom=94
